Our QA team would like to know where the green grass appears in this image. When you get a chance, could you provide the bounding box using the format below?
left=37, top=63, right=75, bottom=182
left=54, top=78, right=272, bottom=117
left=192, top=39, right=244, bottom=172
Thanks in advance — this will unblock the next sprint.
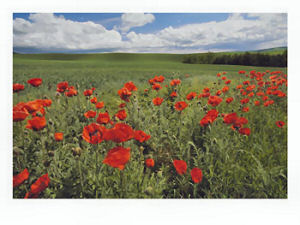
left=13, top=53, right=287, bottom=198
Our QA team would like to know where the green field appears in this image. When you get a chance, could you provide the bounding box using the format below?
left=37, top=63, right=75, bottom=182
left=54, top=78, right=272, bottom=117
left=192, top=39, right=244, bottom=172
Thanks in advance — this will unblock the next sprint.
left=13, top=53, right=287, bottom=198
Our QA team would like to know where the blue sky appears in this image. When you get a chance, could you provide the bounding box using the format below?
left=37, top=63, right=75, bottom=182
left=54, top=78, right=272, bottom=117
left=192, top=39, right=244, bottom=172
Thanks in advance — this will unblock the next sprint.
left=13, top=13, right=287, bottom=53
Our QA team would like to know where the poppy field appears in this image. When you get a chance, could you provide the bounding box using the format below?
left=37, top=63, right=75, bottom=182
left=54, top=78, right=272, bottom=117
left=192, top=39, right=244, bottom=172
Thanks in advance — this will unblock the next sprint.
left=13, top=53, right=287, bottom=198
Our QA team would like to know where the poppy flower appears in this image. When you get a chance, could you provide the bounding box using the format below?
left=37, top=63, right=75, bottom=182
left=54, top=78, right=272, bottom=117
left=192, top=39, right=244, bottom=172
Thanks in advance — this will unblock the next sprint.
left=186, top=92, right=197, bottom=100
left=152, top=97, right=164, bottom=106
left=24, top=174, right=50, bottom=198
left=174, top=101, right=188, bottom=111
left=239, top=127, right=251, bottom=136
left=276, top=121, right=285, bottom=128
left=90, top=97, right=97, bottom=104
left=208, top=96, right=223, bottom=107
left=240, top=98, right=249, bottom=104
left=262, top=96, right=269, bottom=101
left=65, top=87, right=78, bottom=97
left=170, top=91, right=177, bottom=98
left=82, top=123, right=106, bottom=144
left=254, top=101, right=260, bottom=106
left=27, top=78, right=42, bottom=87
left=13, top=168, right=29, bottom=188
left=103, top=146, right=131, bottom=170
left=203, top=87, right=210, bottom=93
left=115, top=109, right=127, bottom=120
left=264, top=100, right=274, bottom=107
left=134, top=130, right=151, bottom=143
left=104, top=123, right=134, bottom=143
left=54, top=132, right=64, bottom=141
left=24, top=100, right=44, bottom=114
left=13, top=83, right=25, bottom=93
left=200, top=109, right=219, bottom=127
left=225, top=80, right=231, bottom=85
left=95, top=101, right=104, bottom=109
left=199, top=92, right=210, bottom=98
left=226, top=97, right=233, bottom=104
left=170, top=79, right=181, bottom=86
left=217, top=73, right=221, bottom=77
left=223, top=112, right=238, bottom=124
left=124, top=81, right=138, bottom=91
left=152, top=83, right=162, bottom=91
left=238, top=70, right=246, bottom=74
left=13, top=110, right=29, bottom=122
left=221, top=76, right=227, bottom=80
left=222, top=86, right=229, bottom=93
left=242, top=107, right=249, bottom=112
left=153, top=75, right=165, bottom=83
left=26, top=116, right=46, bottom=131
left=243, top=80, right=250, bottom=85
left=236, top=84, right=243, bottom=89
left=96, top=112, right=110, bottom=124
left=83, top=89, right=93, bottom=96
left=119, top=103, right=126, bottom=108
left=191, top=168, right=203, bottom=184
left=145, top=158, right=155, bottom=168
left=248, top=92, right=254, bottom=97
left=148, top=79, right=155, bottom=85
left=216, top=90, right=222, bottom=96
left=42, top=99, right=52, bottom=107
left=56, top=81, right=69, bottom=92
left=84, top=110, right=97, bottom=118
left=173, top=160, right=187, bottom=175
left=118, top=87, right=132, bottom=102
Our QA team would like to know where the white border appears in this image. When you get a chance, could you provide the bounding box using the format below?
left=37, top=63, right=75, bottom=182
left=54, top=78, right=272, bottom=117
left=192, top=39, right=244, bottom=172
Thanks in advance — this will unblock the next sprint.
left=1, top=1, right=300, bottom=225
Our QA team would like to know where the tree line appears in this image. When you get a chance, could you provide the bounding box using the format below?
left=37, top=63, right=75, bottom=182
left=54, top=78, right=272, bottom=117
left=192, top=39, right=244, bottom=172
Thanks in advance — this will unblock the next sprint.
left=182, top=50, right=287, bottom=67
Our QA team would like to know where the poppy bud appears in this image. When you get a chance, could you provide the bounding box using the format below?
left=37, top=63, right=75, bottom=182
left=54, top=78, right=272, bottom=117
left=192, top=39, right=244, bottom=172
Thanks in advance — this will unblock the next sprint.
left=43, top=160, right=51, bottom=167
left=48, top=151, right=55, bottom=157
left=72, top=147, right=81, bottom=156
left=139, top=146, right=144, bottom=152
left=144, top=186, right=153, bottom=195
left=157, top=170, right=163, bottom=178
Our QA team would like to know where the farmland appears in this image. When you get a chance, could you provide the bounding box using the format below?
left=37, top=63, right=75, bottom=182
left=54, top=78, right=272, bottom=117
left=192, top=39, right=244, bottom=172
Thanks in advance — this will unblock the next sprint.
left=13, top=53, right=287, bottom=198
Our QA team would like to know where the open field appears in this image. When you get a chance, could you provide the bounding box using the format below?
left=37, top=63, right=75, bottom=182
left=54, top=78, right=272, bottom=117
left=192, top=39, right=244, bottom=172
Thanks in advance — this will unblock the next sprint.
left=13, top=53, right=287, bottom=198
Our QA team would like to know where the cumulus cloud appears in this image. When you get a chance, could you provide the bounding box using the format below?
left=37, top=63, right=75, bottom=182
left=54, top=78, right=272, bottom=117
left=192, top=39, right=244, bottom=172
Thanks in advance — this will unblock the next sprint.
left=13, top=13, right=123, bottom=50
left=13, top=13, right=287, bottom=53
left=119, top=13, right=155, bottom=33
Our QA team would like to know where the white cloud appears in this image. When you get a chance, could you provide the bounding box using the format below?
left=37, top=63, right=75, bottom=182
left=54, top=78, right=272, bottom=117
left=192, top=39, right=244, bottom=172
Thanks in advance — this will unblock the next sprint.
left=119, top=13, right=155, bottom=33
left=13, top=13, right=287, bottom=53
left=13, top=13, right=123, bottom=50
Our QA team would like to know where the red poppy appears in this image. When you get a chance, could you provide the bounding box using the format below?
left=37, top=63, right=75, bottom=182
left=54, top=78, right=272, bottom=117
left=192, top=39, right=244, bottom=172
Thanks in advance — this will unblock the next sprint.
left=118, top=87, right=132, bottom=102
left=262, top=96, right=269, bottom=101
left=56, top=81, right=69, bottom=92
left=103, top=146, right=131, bottom=170
left=124, top=81, right=138, bottom=91
left=152, top=97, right=164, bottom=106
left=170, top=79, right=181, bottom=86
left=24, top=100, right=44, bottom=114
left=217, top=73, right=221, bottom=77
left=25, top=174, right=50, bottom=198
left=145, top=158, right=155, bottom=168
left=221, top=76, right=227, bottom=80
left=26, top=116, right=46, bottom=131
left=153, top=75, right=165, bottom=83
left=191, top=168, right=203, bottom=184
left=186, top=92, right=197, bottom=100
left=264, top=100, right=275, bottom=107
left=225, top=80, right=231, bottom=85
left=208, top=96, right=223, bottom=107
left=119, top=103, right=126, bottom=108
left=173, top=160, right=187, bottom=175
left=152, top=83, right=162, bottom=91
left=54, top=132, right=64, bottom=141
left=243, top=80, right=250, bottom=85
left=174, top=101, right=188, bottom=111
left=239, top=127, right=251, bottom=136
left=240, top=98, right=249, bottom=104
left=83, top=89, right=93, bottom=96
left=95, top=101, right=104, bottom=109
left=222, top=86, right=229, bottom=93
left=248, top=92, right=254, bottom=97
left=96, top=112, right=110, bottom=124
left=13, top=110, right=29, bottom=122
left=254, top=101, right=260, bottom=106
left=170, top=91, right=177, bottom=98
left=148, top=79, right=155, bottom=85
left=65, top=86, right=78, bottom=97
left=226, top=97, right=233, bottom=104
left=200, top=109, right=219, bottom=127
left=13, top=83, right=25, bottom=93
left=115, top=109, right=127, bottom=120
left=236, top=84, right=243, bottom=89
left=223, top=113, right=238, bottom=124
left=90, top=97, right=97, bottom=104
left=216, top=90, right=222, bottom=96
left=42, top=99, right=52, bottom=107
left=13, top=168, right=29, bottom=188
left=84, top=110, right=97, bottom=118
left=82, top=123, right=106, bottom=144
left=203, top=87, right=210, bottom=93
left=239, top=70, right=246, bottom=74
left=242, top=107, right=249, bottom=112
left=276, top=121, right=285, bottom=128
left=27, top=78, right=42, bottom=87
left=134, top=130, right=151, bottom=143
left=104, top=123, right=134, bottom=143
